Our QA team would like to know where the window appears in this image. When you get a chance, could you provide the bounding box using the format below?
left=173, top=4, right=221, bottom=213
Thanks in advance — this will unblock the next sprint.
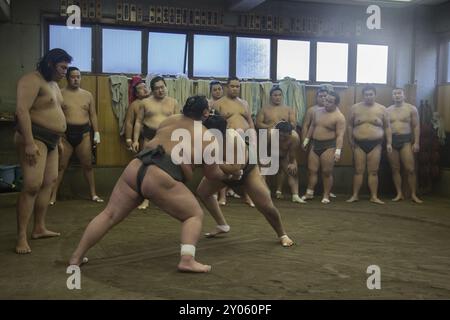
left=236, top=37, right=270, bottom=79
left=148, top=32, right=187, bottom=75
left=277, top=40, right=310, bottom=81
left=194, top=35, right=229, bottom=78
left=49, top=25, right=92, bottom=72
left=356, top=44, right=389, bottom=84
left=316, top=42, right=348, bottom=82
left=102, top=28, right=141, bottom=74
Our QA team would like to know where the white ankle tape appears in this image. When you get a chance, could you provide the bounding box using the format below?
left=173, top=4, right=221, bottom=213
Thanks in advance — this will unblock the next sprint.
left=280, top=235, right=289, bottom=240
left=180, top=244, right=196, bottom=257
left=217, top=224, right=230, bottom=232
left=306, top=189, right=314, bottom=195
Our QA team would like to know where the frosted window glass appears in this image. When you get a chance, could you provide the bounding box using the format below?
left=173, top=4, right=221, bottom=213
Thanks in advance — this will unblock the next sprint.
left=236, top=37, right=270, bottom=79
left=49, top=25, right=92, bottom=72
left=194, top=35, right=229, bottom=78
left=316, top=42, right=348, bottom=82
left=277, top=40, right=310, bottom=80
left=356, top=44, right=389, bottom=84
left=102, top=28, right=141, bottom=74
left=148, top=32, right=187, bottom=75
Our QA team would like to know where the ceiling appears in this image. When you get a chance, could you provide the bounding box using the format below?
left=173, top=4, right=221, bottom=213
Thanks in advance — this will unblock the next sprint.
left=270, top=0, right=449, bottom=7
left=227, top=0, right=449, bottom=11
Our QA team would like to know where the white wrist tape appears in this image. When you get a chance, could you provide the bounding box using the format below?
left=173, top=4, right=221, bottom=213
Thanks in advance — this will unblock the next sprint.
left=180, top=244, right=196, bottom=257
left=335, top=148, right=341, bottom=156
left=126, top=138, right=132, bottom=142
left=303, top=138, right=310, bottom=147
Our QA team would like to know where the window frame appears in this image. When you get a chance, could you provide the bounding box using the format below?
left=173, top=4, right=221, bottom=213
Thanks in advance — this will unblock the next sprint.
left=235, top=34, right=272, bottom=81
left=45, top=20, right=95, bottom=74
left=192, top=33, right=231, bottom=79
left=147, top=29, right=189, bottom=77
left=315, top=40, right=350, bottom=85
left=355, top=42, right=391, bottom=85
left=100, top=25, right=144, bottom=75
left=275, top=37, right=311, bottom=82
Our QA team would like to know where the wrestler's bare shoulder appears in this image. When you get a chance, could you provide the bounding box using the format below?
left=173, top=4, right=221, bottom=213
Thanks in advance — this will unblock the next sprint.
left=18, top=71, right=44, bottom=86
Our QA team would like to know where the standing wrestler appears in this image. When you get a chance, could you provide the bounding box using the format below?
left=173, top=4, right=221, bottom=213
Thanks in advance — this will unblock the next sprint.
left=208, top=80, right=223, bottom=108
left=50, top=67, right=103, bottom=204
left=132, top=76, right=180, bottom=209
left=14, top=48, right=72, bottom=254
left=124, top=79, right=151, bottom=151
left=302, top=85, right=337, bottom=199
left=347, top=85, right=392, bottom=204
left=302, top=92, right=346, bottom=204
left=69, top=96, right=239, bottom=272
left=387, top=88, right=422, bottom=203
left=256, top=86, right=298, bottom=200
left=212, top=77, right=256, bottom=207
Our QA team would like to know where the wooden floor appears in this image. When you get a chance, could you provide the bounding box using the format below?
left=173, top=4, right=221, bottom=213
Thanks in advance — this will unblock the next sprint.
left=1, top=194, right=450, bottom=299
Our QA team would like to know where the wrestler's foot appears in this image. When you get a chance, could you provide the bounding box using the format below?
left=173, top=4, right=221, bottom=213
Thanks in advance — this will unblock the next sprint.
left=227, top=190, right=241, bottom=199
left=292, top=194, right=307, bottom=204
left=302, top=193, right=314, bottom=201
left=15, top=237, right=31, bottom=254
left=68, top=256, right=89, bottom=267
left=346, top=196, right=359, bottom=203
left=321, top=198, right=331, bottom=204
left=178, top=256, right=211, bottom=273
left=275, top=190, right=283, bottom=199
left=330, top=193, right=337, bottom=198
left=138, top=199, right=149, bottom=210
left=218, top=196, right=226, bottom=206
left=92, top=195, right=104, bottom=203
left=370, top=197, right=385, bottom=205
left=280, top=235, right=294, bottom=247
left=49, top=192, right=56, bottom=205
left=412, top=195, right=423, bottom=204
left=31, top=229, right=61, bottom=239
left=245, top=199, right=255, bottom=207
left=205, top=224, right=230, bottom=238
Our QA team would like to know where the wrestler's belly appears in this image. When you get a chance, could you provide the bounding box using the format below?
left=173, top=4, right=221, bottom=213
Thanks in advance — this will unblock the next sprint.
left=227, top=116, right=250, bottom=131
left=30, top=108, right=66, bottom=133
left=353, top=123, right=384, bottom=141
left=312, top=127, right=337, bottom=141
left=143, top=115, right=168, bottom=130
left=63, top=109, right=90, bottom=126
left=390, top=122, right=412, bottom=135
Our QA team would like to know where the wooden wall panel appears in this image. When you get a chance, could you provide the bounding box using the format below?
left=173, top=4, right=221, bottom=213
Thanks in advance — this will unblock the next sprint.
left=354, top=84, right=395, bottom=108
left=57, top=75, right=97, bottom=96
left=437, top=84, right=450, bottom=132
left=96, top=76, right=133, bottom=166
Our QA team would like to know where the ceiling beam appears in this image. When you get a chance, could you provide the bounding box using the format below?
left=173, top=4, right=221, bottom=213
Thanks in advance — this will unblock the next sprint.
left=228, top=0, right=268, bottom=12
